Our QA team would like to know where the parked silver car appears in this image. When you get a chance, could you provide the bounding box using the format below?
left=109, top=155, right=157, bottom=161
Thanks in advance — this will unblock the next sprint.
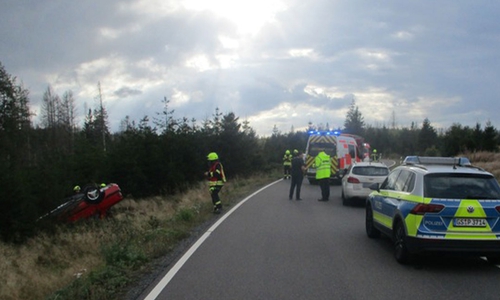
left=341, top=162, right=389, bottom=206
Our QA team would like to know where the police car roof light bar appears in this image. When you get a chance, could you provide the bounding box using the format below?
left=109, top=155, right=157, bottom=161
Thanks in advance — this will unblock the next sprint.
left=404, top=156, right=471, bottom=166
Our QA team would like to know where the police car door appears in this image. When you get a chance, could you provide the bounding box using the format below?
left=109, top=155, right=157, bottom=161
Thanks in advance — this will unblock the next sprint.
left=372, top=169, right=401, bottom=231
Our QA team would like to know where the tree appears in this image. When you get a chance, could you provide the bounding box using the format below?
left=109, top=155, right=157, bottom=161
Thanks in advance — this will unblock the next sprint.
left=417, top=118, right=438, bottom=154
left=40, top=85, right=59, bottom=129
left=60, top=90, right=77, bottom=132
left=343, top=98, right=365, bottom=135
left=83, top=83, right=110, bottom=152
left=154, top=96, right=176, bottom=134
left=483, top=121, right=498, bottom=152
left=0, top=62, right=36, bottom=242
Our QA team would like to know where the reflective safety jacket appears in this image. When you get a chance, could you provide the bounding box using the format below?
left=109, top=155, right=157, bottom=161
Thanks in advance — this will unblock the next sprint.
left=314, top=151, right=331, bottom=179
left=283, top=154, right=292, bottom=166
left=208, top=161, right=226, bottom=187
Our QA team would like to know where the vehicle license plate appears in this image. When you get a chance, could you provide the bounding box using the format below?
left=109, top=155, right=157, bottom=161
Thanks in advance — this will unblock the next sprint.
left=453, top=218, right=487, bottom=227
left=362, top=182, right=372, bottom=188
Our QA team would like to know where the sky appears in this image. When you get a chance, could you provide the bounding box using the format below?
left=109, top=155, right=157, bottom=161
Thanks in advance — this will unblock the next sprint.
left=1, top=0, right=499, bottom=136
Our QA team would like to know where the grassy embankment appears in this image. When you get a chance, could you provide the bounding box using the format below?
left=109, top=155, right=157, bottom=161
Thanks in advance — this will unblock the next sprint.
left=0, top=169, right=282, bottom=300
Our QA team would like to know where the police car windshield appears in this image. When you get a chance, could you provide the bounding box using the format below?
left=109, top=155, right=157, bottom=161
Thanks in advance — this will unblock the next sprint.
left=424, top=173, right=500, bottom=199
left=309, top=143, right=336, bottom=156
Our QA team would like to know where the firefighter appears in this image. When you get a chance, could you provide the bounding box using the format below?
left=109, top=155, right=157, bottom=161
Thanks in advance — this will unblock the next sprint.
left=205, top=152, right=226, bottom=214
left=283, top=150, right=292, bottom=179
left=371, top=149, right=378, bottom=162
left=314, top=148, right=331, bottom=201
left=73, top=185, right=81, bottom=194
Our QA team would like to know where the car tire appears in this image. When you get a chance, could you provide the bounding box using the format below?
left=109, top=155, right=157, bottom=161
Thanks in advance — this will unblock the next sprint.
left=486, top=256, right=500, bottom=265
left=365, top=204, right=381, bottom=238
left=83, top=185, right=105, bottom=204
left=342, top=190, right=349, bottom=206
left=394, top=220, right=413, bottom=264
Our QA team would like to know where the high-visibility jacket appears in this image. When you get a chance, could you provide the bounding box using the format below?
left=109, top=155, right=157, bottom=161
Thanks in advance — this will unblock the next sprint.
left=314, top=151, right=331, bottom=180
left=283, top=154, right=292, bottom=166
left=208, top=161, right=226, bottom=187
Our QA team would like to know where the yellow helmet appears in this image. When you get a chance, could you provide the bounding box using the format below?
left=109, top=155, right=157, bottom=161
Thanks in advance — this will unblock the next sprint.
left=207, top=152, right=219, bottom=161
left=100, top=183, right=106, bottom=187
left=293, top=149, right=299, bottom=155
left=73, top=185, right=81, bottom=192
left=285, top=150, right=290, bottom=155
left=373, top=149, right=377, bottom=153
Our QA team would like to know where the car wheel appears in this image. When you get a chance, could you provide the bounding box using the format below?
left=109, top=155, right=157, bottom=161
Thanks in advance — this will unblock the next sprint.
left=342, top=190, right=349, bottom=206
left=486, top=256, right=500, bottom=265
left=83, top=185, right=105, bottom=204
left=365, top=204, right=381, bottom=238
left=394, top=220, right=413, bottom=264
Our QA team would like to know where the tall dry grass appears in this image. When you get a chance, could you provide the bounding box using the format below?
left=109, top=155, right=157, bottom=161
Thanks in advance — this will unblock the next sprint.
left=466, top=151, right=500, bottom=179
left=0, top=173, right=280, bottom=300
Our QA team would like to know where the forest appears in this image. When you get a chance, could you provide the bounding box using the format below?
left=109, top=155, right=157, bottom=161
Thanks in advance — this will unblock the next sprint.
left=1, top=62, right=499, bottom=243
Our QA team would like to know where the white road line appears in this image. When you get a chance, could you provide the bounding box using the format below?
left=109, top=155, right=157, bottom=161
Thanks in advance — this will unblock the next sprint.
left=144, top=179, right=282, bottom=300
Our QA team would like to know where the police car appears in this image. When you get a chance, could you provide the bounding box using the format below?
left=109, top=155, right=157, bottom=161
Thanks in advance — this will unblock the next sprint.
left=365, top=156, right=500, bottom=264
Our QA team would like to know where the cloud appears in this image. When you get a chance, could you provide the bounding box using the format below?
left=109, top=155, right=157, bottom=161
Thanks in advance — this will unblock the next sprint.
left=1, top=0, right=500, bottom=136
left=114, top=86, right=143, bottom=98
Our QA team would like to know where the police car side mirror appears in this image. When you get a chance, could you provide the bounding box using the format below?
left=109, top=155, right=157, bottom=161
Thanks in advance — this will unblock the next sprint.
left=369, top=183, right=380, bottom=192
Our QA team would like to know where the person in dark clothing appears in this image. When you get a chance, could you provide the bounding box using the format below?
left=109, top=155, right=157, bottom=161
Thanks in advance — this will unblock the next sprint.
left=289, top=150, right=306, bottom=200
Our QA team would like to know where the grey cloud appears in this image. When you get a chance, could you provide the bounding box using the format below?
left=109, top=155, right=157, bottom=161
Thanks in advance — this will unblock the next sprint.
left=114, top=86, right=142, bottom=98
left=1, top=0, right=500, bottom=136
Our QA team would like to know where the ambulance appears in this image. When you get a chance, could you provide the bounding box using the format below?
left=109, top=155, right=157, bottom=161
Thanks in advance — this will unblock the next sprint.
left=304, top=130, right=363, bottom=184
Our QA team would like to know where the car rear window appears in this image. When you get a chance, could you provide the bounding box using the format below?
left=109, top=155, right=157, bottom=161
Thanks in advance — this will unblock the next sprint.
left=352, top=166, right=389, bottom=176
left=424, top=173, right=500, bottom=199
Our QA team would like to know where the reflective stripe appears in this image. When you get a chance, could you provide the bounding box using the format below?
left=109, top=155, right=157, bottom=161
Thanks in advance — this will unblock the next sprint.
left=374, top=211, right=392, bottom=229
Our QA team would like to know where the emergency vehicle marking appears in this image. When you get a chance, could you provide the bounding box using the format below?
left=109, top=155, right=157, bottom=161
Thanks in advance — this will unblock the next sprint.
left=371, top=190, right=500, bottom=240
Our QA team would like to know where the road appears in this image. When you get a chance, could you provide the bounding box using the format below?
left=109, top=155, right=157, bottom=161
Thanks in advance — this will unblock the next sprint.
left=139, top=178, right=500, bottom=300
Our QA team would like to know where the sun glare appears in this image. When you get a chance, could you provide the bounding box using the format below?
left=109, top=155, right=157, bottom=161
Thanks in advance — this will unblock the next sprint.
left=183, top=0, right=287, bottom=35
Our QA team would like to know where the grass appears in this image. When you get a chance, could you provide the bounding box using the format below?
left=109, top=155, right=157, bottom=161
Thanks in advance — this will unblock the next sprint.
left=0, top=171, right=281, bottom=300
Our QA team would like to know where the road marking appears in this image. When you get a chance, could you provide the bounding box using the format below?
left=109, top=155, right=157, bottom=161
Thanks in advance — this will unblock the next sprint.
left=143, top=179, right=282, bottom=300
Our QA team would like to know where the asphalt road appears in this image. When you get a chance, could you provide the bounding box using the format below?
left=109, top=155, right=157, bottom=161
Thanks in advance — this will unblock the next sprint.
left=139, top=178, right=500, bottom=300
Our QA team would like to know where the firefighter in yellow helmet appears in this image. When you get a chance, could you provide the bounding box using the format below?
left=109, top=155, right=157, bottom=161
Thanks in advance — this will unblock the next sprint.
left=283, top=150, right=292, bottom=179
left=371, top=149, right=378, bottom=162
left=204, top=152, right=226, bottom=214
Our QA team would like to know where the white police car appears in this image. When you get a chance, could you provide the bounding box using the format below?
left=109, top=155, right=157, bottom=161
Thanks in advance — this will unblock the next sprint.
left=365, top=156, right=500, bottom=264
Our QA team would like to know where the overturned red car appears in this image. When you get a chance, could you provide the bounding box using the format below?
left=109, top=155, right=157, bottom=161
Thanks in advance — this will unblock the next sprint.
left=40, top=183, right=124, bottom=222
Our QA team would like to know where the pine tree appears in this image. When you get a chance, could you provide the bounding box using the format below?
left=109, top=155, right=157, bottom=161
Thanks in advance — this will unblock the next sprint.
left=343, top=98, right=365, bottom=135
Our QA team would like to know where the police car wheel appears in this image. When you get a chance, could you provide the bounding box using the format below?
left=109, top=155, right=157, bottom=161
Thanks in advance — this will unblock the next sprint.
left=394, top=221, right=413, bottom=264
left=365, top=205, right=380, bottom=238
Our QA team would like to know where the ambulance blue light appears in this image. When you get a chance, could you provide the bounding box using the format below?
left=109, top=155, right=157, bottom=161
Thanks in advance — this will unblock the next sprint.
left=307, top=130, right=342, bottom=136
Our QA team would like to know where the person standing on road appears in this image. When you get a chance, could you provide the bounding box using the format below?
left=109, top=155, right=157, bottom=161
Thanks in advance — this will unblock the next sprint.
left=314, top=149, right=331, bottom=201
left=289, top=150, right=306, bottom=200
left=371, top=149, right=378, bottom=162
left=205, top=152, right=226, bottom=214
left=283, top=150, right=292, bottom=179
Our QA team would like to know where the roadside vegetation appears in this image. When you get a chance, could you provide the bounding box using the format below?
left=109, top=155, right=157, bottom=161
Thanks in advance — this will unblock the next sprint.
left=0, top=171, right=280, bottom=300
